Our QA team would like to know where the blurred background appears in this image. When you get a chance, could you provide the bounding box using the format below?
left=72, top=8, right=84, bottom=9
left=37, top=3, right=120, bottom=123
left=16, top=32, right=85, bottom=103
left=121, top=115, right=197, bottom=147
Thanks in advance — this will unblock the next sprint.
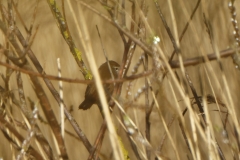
left=0, top=0, right=239, bottom=159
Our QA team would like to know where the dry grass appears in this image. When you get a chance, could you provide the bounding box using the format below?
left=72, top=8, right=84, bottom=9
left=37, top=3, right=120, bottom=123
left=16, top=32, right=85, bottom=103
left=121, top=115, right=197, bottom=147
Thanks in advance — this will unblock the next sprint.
left=0, top=0, right=239, bottom=159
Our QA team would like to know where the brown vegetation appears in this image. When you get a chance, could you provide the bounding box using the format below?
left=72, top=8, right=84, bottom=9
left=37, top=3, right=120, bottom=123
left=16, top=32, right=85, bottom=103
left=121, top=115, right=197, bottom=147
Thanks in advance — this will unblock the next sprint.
left=0, top=0, right=239, bottom=160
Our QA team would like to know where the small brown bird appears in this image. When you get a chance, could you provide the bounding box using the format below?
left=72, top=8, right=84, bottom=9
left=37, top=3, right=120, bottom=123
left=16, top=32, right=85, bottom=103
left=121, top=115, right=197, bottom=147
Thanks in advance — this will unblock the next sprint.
left=79, top=61, right=120, bottom=110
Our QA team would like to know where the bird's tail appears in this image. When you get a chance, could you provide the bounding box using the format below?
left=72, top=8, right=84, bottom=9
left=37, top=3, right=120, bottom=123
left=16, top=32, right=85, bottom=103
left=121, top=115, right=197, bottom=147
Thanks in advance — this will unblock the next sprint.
left=79, top=99, right=93, bottom=110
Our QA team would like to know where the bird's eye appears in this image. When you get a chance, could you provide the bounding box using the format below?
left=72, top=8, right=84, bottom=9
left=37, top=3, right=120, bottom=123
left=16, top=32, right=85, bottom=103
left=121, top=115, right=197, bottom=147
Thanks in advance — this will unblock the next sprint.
left=114, top=67, right=119, bottom=73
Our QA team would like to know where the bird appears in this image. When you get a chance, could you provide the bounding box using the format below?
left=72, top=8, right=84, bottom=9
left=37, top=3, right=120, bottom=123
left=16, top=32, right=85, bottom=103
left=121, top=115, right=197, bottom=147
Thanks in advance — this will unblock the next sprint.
left=79, top=61, right=120, bottom=110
